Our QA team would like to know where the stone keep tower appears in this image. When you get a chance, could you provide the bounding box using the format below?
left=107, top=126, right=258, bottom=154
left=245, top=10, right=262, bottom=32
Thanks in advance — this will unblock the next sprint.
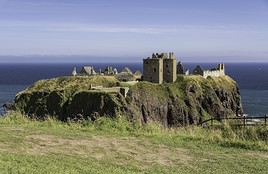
left=163, top=52, right=177, bottom=83
left=143, top=52, right=177, bottom=84
left=143, top=53, right=164, bottom=84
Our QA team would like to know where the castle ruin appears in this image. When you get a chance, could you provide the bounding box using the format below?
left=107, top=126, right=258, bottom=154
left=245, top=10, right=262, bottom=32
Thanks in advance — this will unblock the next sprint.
left=193, top=64, right=225, bottom=78
left=203, top=64, right=225, bottom=78
left=143, top=52, right=177, bottom=84
left=80, top=66, right=97, bottom=76
left=71, top=53, right=225, bottom=85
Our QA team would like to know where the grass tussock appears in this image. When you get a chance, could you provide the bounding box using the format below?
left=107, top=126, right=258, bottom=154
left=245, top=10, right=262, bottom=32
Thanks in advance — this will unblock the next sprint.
left=1, top=111, right=268, bottom=151
left=1, top=112, right=268, bottom=174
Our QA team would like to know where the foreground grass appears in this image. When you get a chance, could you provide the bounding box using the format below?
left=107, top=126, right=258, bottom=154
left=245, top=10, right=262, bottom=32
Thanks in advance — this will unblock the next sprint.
left=0, top=112, right=268, bottom=174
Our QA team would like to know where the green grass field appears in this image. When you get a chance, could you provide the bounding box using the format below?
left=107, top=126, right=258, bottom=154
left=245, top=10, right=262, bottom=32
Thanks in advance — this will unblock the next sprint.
left=0, top=112, right=268, bottom=174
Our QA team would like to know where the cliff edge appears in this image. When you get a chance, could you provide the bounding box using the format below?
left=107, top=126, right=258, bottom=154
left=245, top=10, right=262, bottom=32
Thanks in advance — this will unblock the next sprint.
left=14, top=75, right=243, bottom=127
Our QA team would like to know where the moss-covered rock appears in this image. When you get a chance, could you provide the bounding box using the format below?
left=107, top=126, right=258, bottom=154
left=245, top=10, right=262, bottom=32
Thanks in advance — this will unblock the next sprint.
left=14, top=75, right=243, bottom=126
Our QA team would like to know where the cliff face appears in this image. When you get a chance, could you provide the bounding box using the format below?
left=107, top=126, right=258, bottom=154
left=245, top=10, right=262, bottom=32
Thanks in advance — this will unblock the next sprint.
left=14, top=75, right=243, bottom=127
left=126, top=76, right=243, bottom=127
left=14, top=76, right=124, bottom=121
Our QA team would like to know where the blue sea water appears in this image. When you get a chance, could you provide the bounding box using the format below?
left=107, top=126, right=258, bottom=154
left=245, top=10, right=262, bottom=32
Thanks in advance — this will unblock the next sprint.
left=0, top=62, right=267, bottom=116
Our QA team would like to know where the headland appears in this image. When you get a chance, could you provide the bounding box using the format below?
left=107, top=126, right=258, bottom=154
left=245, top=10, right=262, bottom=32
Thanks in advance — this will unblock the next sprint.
left=13, top=53, right=243, bottom=127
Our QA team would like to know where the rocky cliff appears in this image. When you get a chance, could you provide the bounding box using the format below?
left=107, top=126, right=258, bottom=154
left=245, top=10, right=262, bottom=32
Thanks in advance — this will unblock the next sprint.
left=126, top=76, right=243, bottom=127
left=14, top=75, right=243, bottom=127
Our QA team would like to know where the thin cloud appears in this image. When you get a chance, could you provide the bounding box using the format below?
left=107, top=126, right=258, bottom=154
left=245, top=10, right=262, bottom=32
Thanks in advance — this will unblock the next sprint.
left=48, top=26, right=178, bottom=34
left=6, top=0, right=113, bottom=8
left=0, top=20, right=178, bottom=34
left=0, top=20, right=267, bottom=35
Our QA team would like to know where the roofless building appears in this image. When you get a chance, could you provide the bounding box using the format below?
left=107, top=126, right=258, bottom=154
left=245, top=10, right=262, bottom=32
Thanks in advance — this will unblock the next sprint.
left=143, top=52, right=177, bottom=84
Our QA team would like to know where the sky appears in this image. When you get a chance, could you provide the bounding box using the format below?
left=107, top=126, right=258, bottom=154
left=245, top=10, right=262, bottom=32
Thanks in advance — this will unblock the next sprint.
left=0, top=0, right=268, bottom=62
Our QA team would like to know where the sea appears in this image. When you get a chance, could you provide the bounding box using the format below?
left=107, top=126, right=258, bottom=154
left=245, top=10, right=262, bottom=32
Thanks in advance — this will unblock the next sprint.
left=0, top=62, right=268, bottom=117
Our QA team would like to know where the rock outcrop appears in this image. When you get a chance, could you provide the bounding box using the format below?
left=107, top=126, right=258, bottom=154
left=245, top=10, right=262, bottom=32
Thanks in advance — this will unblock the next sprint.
left=125, top=76, right=243, bottom=127
left=3, top=102, right=15, bottom=111
left=14, top=75, right=243, bottom=127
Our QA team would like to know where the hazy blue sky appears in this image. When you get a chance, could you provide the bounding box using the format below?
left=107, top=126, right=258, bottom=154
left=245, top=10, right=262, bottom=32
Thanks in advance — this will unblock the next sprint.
left=0, top=0, right=268, bottom=62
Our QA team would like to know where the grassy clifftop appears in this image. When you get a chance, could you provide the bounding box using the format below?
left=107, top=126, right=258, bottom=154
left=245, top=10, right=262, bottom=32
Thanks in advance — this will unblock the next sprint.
left=19, top=75, right=236, bottom=95
left=130, top=75, right=237, bottom=101
left=23, top=76, right=119, bottom=93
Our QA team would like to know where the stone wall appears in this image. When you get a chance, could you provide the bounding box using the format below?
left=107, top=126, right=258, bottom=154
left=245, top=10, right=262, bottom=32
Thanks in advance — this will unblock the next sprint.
left=203, top=70, right=225, bottom=78
left=143, top=58, right=163, bottom=84
left=143, top=52, right=177, bottom=84
left=163, top=58, right=177, bottom=83
left=203, top=64, right=225, bottom=78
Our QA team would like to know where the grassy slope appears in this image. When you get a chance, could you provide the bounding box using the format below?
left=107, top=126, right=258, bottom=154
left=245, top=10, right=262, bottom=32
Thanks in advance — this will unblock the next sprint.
left=0, top=112, right=267, bottom=174
left=130, top=75, right=237, bottom=100
left=20, top=76, right=119, bottom=93
left=20, top=75, right=236, bottom=95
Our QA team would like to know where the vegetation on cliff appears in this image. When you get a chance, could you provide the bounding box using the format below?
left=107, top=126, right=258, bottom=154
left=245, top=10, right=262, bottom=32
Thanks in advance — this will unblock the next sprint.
left=24, top=76, right=119, bottom=92
left=127, top=75, right=242, bottom=126
left=14, top=75, right=243, bottom=127
left=15, top=76, right=123, bottom=120
left=0, top=112, right=267, bottom=174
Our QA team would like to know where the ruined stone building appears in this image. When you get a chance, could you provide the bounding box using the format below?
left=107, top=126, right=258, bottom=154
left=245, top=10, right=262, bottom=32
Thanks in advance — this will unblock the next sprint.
left=193, top=65, right=204, bottom=76
left=72, top=67, right=77, bottom=76
left=104, top=66, right=115, bottom=75
left=193, top=64, right=225, bottom=78
left=203, top=64, right=225, bottom=78
left=143, top=52, right=177, bottom=84
left=143, top=54, right=164, bottom=84
left=163, top=52, right=177, bottom=83
left=177, top=61, right=185, bottom=75
left=80, top=66, right=97, bottom=76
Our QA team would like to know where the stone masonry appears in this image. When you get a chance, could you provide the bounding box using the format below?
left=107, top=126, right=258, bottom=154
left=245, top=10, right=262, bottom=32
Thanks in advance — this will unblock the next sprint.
left=143, top=52, right=177, bottom=84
